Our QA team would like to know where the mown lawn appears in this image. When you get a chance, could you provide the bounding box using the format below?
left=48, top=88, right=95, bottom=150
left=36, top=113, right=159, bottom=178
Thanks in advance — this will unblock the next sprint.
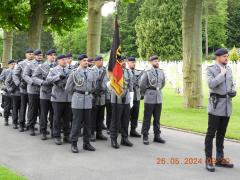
left=138, top=83, right=240, bottom=140
left=0, top=166, right=27, bottom=180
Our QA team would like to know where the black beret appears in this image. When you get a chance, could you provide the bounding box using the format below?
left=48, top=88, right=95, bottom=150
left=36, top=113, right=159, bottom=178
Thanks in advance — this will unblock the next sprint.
left=8, top=59, right=15, bottom=64
left=46, top=49, right=56, bottom=55
left=25, top=48, right=34, bottom=53
left=120, top=55, right=126, bottom=61
left=56, top=54, right=66, bottom=60
left=78, top=54, right=88, bottom=61
left=95, top=56, right=103, bottom=61
left=34, top=49, right=42, bottom=55
left=215, top=48, right=228, bottom=56
left=88, top=57, right=94, bottom=62
left=66, top=52, right=72, bottom=58
left=149, top=55, right=158, bottom=61
left=17, top=59, right=23, bottom=64
left=128, top=56, right=136, bottom=61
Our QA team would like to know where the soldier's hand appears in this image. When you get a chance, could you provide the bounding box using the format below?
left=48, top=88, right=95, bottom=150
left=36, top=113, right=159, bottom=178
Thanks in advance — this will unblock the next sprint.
left=220, top=66, right=227, bottom=75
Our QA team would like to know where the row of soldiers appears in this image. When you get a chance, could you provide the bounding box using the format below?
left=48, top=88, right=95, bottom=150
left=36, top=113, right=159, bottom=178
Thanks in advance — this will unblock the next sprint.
left=0, top=48, right=166, bottom=153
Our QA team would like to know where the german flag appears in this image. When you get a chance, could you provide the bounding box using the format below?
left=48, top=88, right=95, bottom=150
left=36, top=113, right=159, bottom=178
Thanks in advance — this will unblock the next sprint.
left=108, top=16, right=124, bottom=97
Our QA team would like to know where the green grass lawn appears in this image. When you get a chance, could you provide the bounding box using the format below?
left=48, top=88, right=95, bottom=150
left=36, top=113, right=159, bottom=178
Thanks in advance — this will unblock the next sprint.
left=138, top=83, right=240, bottom=140
left=0, top=166, right=27, bottom=180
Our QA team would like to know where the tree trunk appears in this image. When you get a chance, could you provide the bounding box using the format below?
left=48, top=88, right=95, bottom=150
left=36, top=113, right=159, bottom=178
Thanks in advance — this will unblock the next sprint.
left=205, top=0, right=208, bottom=60
left=87, top=0, right=105, bottom=57
left=27, top=0, right=44, bottom=49
left=182, top=0, right=203, bottom=108
left=2, top=30, right=13, bottom=68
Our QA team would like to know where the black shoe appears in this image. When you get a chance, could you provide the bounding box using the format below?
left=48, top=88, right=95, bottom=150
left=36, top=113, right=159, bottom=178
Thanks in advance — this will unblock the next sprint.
left=215, top=158, right=234, bottom=168
left=19, top=126, right=24, bottom=132
left=111, top=139, right=119, bottom=149
left=83, top=143, right=95, bottom=151
left=4, top=119, right=8, bottom=126
left=96, top=133, right=108, bottom=140
left=130, top=129, right=141, bottom=138
left=143, top=135, right=149, bottom=145
left=153, top=135, right=166, bottom=144
left=13, top=124, right=18, bottom=129
left=90, top=133, right=96, bottom=142
left=206, top=158, right=215, bottom=172
left=63, top=137, right=71, bottom=144
left=29, top=129, right=35, bottom=136
left=71, top=143, right=79, bottom=153
left=41, top=134, right=47, bottom=140
left=121, top=138, right=133, bottom=147
left=54, top=138, right=62, bottom=145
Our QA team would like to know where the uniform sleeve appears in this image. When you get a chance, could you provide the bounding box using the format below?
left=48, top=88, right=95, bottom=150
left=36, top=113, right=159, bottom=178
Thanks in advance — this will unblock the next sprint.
left=128, top=70, right=134, bottom=92
left=0, top=69, right=6, bottom=82
left=32, top=66, right=44, bottom=86
left=46, top=69, right=60, bottom=84
left=13, top=64, right=21, bottom=86
left=65, top=73, right=74, bottom=94
left=5, top=71, right=13, bottom=91
left=207, top=66, right=225, bottom=89
left=140, top=71, right=148, bottom=94
left=23, top=65, right=33, bottom=85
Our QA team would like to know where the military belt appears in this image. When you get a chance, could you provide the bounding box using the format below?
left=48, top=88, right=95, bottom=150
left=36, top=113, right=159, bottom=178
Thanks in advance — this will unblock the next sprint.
left=210, top=93, right=227, bottom=98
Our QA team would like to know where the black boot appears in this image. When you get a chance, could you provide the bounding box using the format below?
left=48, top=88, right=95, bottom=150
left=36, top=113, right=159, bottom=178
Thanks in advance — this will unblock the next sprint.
left=121, top=137, right=133, bottom=147
left=19, top=125, right=24, bottom=132
left=71, top=142, right=79, bottom=153
left=63, top=136, right=71, bottom=144
left=143, top=135, right=149, bottom=145
left=29, top=128, right=35, bottom=136
left=4, top=119, right=8, bottom=126
left=96, top=133, right=108, bottom=140
left=206, top=157, right=215, bottom=172
left=83, top=143, right=95, bottom=151
left=111, top=138, right=119, bottom=149
left=54, top=138, right=62, bottom=145
left=215, top=155, right=234, bottom=168
left=130, top=129, right=141, bottom=138
left=13, top=124, right=18, bottom=129
left=41, top=133, right=47, bottom=140
left=153, top=134, right=166, bottom=144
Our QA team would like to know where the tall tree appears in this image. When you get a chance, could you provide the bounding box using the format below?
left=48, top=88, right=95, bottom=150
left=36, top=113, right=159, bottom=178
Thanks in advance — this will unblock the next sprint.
left=118, top=0, right=144, bottom=57
left=227, top=0, right=240, bottom=48
left=182, top=0, right=203, bottom=108
left=101, top=15, right=114, bottom=53
left=135, top=0, right=182, bottom=60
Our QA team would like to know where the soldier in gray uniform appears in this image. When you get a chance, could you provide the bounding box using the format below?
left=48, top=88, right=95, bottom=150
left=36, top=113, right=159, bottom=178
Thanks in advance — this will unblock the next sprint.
left=108, top=56, right=134, bottom=149
left=66, top=52, right=75, bottom=70
left=46, top=54, right=72, bottom=145
left=23, top=49, right=43, bottom=136
left=0, top=60, right=15, bottom=126
left=140, top=55, right=166, bottom=145
left=127, top=56, right=142, bottom=137
left=5, top=60, right=21, bottom=129
left=65, top=54, right=96, bottom=153
left=205, top=49, right=235, bottom=172
left=90, top=56, right=108, bottom=141
left=32, top=49, right=56, bottom=140
left=13, top=48, right=35, bottom=132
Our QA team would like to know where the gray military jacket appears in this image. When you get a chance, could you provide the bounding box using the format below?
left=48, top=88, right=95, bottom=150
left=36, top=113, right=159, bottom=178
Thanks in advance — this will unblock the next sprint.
left=110, top=68, right=133, bottom=104
left=46, top=65, right=72, bottom=102
left=93, top=66, right=108, bottom=106
left=65, top=66, right=96, bottom=109
left=23, top=60, right=43, bottom=95
left=13, top=59, right=32, bottom=94
left=0, top=68, right=11, bottom=96
left=140, top=67, right=165, bottom=104
left=32, top=61, right=54, bottom=100
left=130, top=69, right=143, bottom=101
left=5, top=69, right=20, bottom=96
left=207, top=63, right=235, bottom=117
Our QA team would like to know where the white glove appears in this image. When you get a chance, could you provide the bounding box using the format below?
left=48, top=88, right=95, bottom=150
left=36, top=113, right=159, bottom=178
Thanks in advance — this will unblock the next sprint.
left=107, top=81, right=112, bottom=90
left=130, top=92, right=134, bottom=108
